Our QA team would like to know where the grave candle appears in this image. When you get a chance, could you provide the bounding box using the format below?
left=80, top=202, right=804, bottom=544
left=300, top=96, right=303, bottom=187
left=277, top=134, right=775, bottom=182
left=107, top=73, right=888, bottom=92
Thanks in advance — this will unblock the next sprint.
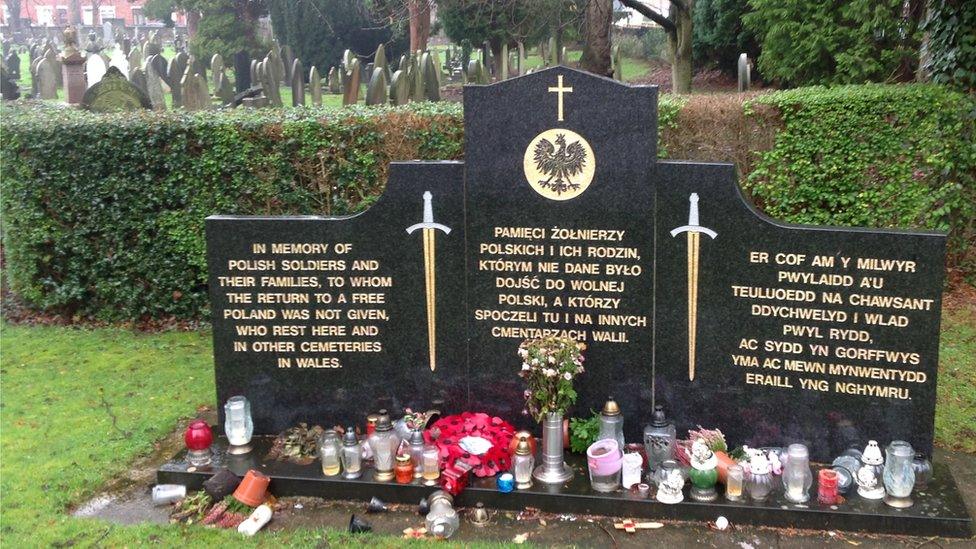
left=340, top=428, right=362, bottom=479
left=598, top=396, right=625, bottom=450
left=422, top=443, right=440, bottom=484
left=318, top=430, right=341, bottom=476
left=511, top=438, right=534, bottom=489
left=395, top=454, right=414, bottom=484
left=368, top=413, right=400, bottom=482
left=782, top=444, right=813, bottom=503
left=184, top=420, right=212, bottom=467
left=818, top=468, right=839, bottom=505
left=883, top=440, right=916, bottom=508
left=746, top=452, right=773, bottom=502
left=223, top=395, right=253, bottom=455
left=408, top=430, right=425, bottom=478
left=725, top=464, right=745, bottom=501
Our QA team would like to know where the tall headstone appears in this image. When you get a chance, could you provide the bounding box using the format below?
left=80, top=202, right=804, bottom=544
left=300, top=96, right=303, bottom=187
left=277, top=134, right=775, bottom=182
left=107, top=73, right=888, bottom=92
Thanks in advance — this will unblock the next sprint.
left=211, top=53, right=224, bottom=89
left=215, top=69, right=234, bottom=104
left=144, top=60, right=166, bottom=110
left=327, top=66, right=339, bottom=94
left=81, top=66, right=151, bottom=112
left=249, top=59, right=259, bottom=89
left=128, top=67, right=148, bottom=95
left=6, top=51, right=21, bottom=81
left=738, top=53, right=751, bottom=92
left=290, top=58, right=305, bottom=107
left=102, top=21, right=115, bottom=45
left=365, top=67, right=387, bottom=106
left=84, top=54, right=107, bottom=89
left=308, top=66, right=322, bottom=107
left=234, top=50, right=251, bottom=93
left=168, top=52, right=188, bottom=108
left=259, top=61, right=282, bottom=107
left=60, top=26, right=86, bottom=104
left=109, top=48, right=129, bottom=78
left=126, top=48, right=142, bottom=74
left=341, top=58, right=360, bottom=106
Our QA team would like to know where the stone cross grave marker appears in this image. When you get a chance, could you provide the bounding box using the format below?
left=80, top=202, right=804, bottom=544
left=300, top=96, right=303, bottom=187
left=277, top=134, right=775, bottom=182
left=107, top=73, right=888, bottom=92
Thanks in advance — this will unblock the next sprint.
left=205, top=68, right=946, bottom=462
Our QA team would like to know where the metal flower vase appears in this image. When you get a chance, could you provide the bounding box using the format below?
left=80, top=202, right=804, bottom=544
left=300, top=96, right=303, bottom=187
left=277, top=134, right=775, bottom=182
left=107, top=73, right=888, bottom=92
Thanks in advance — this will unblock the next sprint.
left=533, top=411, right=573, bottom=484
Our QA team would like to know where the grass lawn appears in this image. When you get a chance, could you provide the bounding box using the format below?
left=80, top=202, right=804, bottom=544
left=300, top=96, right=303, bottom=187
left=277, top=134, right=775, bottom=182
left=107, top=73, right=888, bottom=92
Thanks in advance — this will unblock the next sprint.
left=0, top=301, right=973, bottom=545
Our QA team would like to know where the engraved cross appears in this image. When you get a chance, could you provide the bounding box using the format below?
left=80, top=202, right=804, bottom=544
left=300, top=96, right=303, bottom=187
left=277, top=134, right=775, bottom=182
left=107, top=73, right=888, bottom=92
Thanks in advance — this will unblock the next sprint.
left=548, top=74, right=573, bottom=122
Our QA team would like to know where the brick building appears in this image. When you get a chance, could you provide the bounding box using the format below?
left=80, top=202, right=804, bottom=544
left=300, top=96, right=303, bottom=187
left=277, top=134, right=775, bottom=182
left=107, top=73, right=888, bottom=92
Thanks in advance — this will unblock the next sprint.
left=1, top=1, right=186, bottom=28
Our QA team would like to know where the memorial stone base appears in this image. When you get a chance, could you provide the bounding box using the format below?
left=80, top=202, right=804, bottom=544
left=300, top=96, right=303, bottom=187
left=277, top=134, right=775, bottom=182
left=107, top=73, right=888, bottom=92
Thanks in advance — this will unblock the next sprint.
left=158, top=436, right=973, bottom=538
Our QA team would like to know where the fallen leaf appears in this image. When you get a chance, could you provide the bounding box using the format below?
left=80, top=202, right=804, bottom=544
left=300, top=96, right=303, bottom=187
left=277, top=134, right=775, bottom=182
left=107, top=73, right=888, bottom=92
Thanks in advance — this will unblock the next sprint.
left=513, top=533, right=529, bottom=544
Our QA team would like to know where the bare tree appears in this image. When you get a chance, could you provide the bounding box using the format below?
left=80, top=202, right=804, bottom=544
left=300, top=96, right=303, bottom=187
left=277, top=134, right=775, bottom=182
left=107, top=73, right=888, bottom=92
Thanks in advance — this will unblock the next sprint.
left=408, top=0, right=431, bottom=52
left=580, top=0, right=613, bottom=76
left=619, top=0, right=694, bottom=93
left=3, top=0, right=21, bottom=32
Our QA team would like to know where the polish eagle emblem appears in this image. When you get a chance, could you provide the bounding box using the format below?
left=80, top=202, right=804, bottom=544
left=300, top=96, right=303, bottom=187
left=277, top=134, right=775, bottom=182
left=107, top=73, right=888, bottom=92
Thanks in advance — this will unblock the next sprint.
left=532, top=133, right=588, bottom=195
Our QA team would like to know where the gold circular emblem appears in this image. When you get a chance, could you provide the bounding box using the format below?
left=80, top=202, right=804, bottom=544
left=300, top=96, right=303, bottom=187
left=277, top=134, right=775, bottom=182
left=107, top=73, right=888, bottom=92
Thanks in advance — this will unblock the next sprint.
left=522, top=128, right=595, bottom=201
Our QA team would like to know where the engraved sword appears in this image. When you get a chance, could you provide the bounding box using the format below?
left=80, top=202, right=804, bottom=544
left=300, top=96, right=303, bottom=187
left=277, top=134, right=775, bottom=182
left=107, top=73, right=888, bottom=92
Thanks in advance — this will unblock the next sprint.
left=406, top=191, right=451, bottom=372
left=670, top=193, right=717, bottom=381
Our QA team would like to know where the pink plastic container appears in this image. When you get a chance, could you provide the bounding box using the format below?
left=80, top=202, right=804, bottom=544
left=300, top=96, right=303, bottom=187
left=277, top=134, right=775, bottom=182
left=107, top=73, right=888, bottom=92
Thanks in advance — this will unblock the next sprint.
left=587, top=439, right=622, bottom=492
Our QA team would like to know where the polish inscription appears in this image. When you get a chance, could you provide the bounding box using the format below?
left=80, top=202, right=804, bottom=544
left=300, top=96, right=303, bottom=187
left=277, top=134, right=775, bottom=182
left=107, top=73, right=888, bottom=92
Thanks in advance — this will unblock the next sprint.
left=729, top=249, right=934, bottom=400
left=473, top=225, right=648, bottom=345
left=215, top=241, right=392, bottom=370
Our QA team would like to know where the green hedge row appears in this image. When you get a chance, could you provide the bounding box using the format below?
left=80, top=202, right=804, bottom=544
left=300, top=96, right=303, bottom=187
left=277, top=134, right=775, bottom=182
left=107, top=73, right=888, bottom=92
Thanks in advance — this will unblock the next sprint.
left=1, top=86, right=971, bottom=321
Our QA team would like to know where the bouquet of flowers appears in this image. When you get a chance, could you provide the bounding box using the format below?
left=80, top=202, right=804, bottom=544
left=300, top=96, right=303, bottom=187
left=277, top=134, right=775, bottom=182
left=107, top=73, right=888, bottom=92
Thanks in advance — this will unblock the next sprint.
left=517, top=336, right=586, bottom=423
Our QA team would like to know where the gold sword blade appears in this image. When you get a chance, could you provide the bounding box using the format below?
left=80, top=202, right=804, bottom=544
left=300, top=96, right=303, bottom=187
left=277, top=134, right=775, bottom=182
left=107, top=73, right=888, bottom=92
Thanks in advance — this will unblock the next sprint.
left=423, top=228, right=436, bottom=371
left=687, top=231, right=700, bottom=381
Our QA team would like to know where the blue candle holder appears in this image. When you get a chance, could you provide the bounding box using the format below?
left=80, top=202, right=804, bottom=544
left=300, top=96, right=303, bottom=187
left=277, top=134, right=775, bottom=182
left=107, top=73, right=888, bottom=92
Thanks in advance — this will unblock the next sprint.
left=497, top=472, right=515, bottom=493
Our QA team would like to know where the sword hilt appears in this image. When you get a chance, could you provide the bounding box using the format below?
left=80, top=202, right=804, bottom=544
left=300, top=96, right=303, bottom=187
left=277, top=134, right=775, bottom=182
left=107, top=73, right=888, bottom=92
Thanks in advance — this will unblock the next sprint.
left=669, top=192, right=717, bottom=239
left=406, top=191, right=452, bottom=235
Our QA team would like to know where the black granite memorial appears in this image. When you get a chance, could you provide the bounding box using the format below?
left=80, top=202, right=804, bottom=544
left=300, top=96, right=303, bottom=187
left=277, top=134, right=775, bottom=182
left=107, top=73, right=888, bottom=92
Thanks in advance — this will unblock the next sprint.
left=165, top=67, right=969, bottom=536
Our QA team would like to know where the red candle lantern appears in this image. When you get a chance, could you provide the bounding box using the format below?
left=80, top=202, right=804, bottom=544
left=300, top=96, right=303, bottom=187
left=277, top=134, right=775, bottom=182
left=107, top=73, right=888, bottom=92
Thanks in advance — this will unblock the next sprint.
left=184, top=420, right=213, bottom=467
left=818, top=468, right=839, bottom=505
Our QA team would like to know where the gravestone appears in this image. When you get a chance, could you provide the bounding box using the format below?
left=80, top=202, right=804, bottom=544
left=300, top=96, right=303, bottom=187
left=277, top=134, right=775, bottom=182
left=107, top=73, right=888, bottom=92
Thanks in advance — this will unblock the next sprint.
left=85, top=53, right=107, bottom=87
left=309, top=66, right=322, bottom=106
left=81, top=66, right=151, bottom=112
left=234, top=50, right=251, bottom=93
left=36, top=58, right=58, bottom=99
left=211, top=53, right=224, bottom=89
left=290, top=58, right=304, bottom=107
left=144, top=61, right=165, bottom=110
left=5, top=51, right=20, bottom=81
left=249, top=59, right=259, bottom=90
left=215, top=69, right=235, bottom=104
left=129, top=67, right=148, bottom=95
left=737, top=53, right=751, bottom=92
left=127, top=48, right=142, bottom=75
left=1, top=64, right=20, bottom=100
left=203, top=66, right=948, bottom=461
left=168, top=52, right=188, bottom=108
left=259, top=61, right=282, bottom=107
left=109, top=48, right=129, bottom=78
left=60, top=26, right=86, bottom=104
left=103, top=21, right=115, bottom=45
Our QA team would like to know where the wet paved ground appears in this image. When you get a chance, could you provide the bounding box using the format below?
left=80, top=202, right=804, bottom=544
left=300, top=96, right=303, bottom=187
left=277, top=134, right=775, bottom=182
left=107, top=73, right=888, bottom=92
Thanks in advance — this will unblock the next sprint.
left=75, top=448, right=976, bottom=547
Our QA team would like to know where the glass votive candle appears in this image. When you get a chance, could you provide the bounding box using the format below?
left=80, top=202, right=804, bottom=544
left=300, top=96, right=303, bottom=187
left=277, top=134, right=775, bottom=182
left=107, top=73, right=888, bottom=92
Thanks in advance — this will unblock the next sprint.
left=223, top=395, right=253, bottom=454
left=818, top=468, right=840, bottom=505
left=586, top=439, right=622, bottom=492
left=497, top=472, right=515, bottom=493
left=395, top=454, right=415, bottom=484
left=422, top=443, right=441, bottom=485
left=725, top=464, right=745, bottom=501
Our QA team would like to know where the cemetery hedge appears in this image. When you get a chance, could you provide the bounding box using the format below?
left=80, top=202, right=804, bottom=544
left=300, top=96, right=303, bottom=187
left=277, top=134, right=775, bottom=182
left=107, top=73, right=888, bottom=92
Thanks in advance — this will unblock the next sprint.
left=1, top=85, right=972, bottom=321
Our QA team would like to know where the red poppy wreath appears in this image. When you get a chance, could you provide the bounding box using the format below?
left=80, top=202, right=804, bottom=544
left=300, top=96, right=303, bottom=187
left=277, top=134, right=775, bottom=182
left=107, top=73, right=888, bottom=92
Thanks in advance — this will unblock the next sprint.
left=424, top=412, right=516, bottom=477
